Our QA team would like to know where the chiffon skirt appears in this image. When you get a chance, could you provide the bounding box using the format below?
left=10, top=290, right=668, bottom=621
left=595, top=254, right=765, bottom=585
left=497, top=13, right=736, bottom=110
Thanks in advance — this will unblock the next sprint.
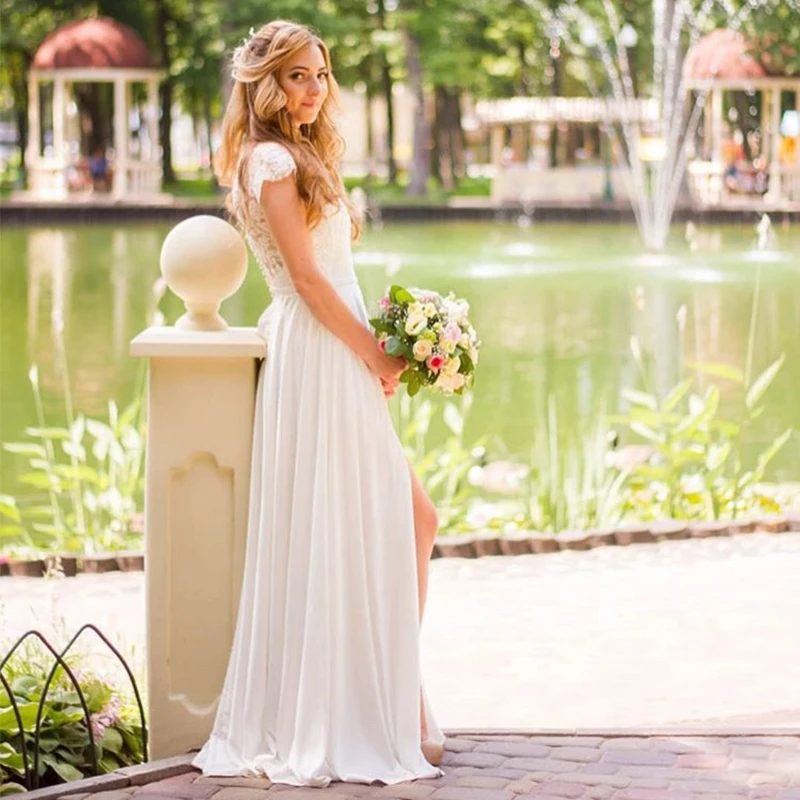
left=192, top=277, right=444, bottom=786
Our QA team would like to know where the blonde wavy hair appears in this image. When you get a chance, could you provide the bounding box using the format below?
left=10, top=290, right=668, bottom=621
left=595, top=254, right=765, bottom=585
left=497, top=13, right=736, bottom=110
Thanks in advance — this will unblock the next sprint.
left=215, top=20, right=358, bottom=238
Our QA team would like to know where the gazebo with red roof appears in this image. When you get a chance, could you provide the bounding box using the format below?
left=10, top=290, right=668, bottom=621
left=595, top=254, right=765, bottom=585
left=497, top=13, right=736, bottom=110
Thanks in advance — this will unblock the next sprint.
left=27, top=17, right=165, bottom=199
left=683, top=29, right=799, bottom=205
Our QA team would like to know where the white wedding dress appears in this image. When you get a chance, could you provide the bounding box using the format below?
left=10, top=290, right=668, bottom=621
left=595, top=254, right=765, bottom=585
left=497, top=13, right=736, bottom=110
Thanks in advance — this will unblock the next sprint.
left=192, top=141, right=444, bottom=787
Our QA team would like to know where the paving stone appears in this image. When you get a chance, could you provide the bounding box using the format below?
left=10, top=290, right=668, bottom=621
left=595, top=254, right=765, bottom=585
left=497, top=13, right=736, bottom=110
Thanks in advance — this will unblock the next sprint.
left=599, top=739, right=654, bottom=751
left=202, top=789, right=270, bottom=800
left=652, top=738, right=728, bottom=755
left=444, top=740, right=479, bottom=753
left=748, top=773, right=791, bottom=787
left=734, top=760, right=800, bottom=777
left=430, top=787, right=515, bottom=800
left=675, top=753, right=730, bottom=769
left=530, top=739, right=605, bottom=749
left=376, top=784, right=436, bottom=799
left=520, top=781, right=586, bottom=797
left=135, top=782, right=219, bottom=798
left=503, top=758, right=580, bottom=774
left=118, top=757, right=198, bottom=787
left=583, top=788, right=614, bottom=800
left=444, top=753, right=506, bottom=769
left=627, top=779, right=669, bottom=790
left=193, top=779, right=273, bottom=790
left=602, top=751, right=676, bottom=767
left=481, top=769, right=528, bottom=780
left=84, top=792, right=134, bottom=800
left=614, top=790, right=692, bottom=800
left=473, top=742, right=551, bottom=758
left=737, top=739, right=800, bottom=748
left=677, top=780, right=749, bottom=794
left=777, top=790, right=800, bottom=799
left=579, top=763, right=621, bottom=776
left=560, top=774, right=630, bottom=789
left=453, top=776, right=512, bottom=789
left=549, top=747, right=601, bottom=763
left=732, top=746, right=779, bottom=759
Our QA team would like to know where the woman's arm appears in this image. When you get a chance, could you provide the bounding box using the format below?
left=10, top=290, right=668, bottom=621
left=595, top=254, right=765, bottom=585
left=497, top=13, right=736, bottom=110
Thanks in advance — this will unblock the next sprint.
left=259, top=175, right=405, bottom=384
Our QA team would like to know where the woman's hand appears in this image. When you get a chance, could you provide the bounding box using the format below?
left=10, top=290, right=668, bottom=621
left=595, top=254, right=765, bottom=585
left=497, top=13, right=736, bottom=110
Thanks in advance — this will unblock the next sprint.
left=367, top=347, right=406, bottom=397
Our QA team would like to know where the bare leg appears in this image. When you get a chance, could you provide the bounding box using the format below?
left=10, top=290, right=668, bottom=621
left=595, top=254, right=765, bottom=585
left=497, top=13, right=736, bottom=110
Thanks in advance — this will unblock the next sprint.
left=407, top=461, right=438, bottom=742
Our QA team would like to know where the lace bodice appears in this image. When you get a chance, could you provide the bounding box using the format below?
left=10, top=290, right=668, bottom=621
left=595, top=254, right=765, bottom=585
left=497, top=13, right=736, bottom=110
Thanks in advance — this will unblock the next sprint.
left=232, top=141, right=355, bottom=294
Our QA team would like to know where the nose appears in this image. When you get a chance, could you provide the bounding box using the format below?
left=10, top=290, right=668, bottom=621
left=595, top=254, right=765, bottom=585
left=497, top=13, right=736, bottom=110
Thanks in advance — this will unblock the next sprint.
left=308, top=78, right=324, bottom=97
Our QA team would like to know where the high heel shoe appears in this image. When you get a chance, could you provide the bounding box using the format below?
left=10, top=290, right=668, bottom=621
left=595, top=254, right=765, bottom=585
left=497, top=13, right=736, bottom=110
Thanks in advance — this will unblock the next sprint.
left=421, top=739, right=445, bottom=767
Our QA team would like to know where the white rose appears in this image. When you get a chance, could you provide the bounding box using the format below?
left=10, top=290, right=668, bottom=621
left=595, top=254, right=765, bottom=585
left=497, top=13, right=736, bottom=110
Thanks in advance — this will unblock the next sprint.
left=408, top=302, right=424, bottom=316
left=412, top=339, right=433, bottom=361
left=424, top=303, right=437, bottom=318
left=405, top=313, right=428, bottom=336
left=452, top=373, right=466, bottom=390
left=443, top=356, right=461, bottom=375
left=440, top=337, right=457, bottom=354
left=435, top=372, right=456, bottom=393
left=459, top=332, right=470, bottom=349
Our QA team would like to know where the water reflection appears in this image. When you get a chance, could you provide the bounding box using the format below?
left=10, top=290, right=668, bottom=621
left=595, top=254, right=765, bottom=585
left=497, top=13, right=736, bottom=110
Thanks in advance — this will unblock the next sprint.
left=1, top=221, right=798, bottom=494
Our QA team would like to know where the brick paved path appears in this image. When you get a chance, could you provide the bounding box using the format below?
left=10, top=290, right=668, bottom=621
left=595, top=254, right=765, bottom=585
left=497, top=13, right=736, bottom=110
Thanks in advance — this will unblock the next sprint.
left=55, top=733, right=800, bottom=800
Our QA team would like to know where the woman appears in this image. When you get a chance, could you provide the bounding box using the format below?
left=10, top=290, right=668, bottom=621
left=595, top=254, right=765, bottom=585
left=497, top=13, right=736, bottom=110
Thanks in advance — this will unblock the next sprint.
left=192, top=20, right=446, bottom=787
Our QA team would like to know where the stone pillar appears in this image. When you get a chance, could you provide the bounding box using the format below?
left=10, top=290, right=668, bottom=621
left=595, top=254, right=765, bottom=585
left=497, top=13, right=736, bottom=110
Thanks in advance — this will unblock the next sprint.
left=131, top=216, right=262, bottom=758
left=710, top=87, right=723, bottom=163
left=767, top=85, right=783, bottom=201
left=27, top=75, right=41, bottom=177
left=147, top=78, right=162, bottom=192
left=53, top=76, right=65, bottom=161
left=114, top=77, right=129, bottom=198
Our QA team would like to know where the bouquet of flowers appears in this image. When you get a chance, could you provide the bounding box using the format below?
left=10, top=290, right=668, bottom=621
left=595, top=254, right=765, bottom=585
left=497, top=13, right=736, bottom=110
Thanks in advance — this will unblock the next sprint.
left=369, top=285, right=480, bottom=397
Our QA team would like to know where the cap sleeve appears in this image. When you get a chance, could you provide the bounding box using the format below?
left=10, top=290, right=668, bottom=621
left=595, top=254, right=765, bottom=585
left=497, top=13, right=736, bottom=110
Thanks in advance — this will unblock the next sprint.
left=246, top=142, right=296, bottom=199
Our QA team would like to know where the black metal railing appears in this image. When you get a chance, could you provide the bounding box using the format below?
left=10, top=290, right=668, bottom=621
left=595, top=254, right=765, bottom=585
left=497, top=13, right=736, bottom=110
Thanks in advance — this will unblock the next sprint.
left=0, top=624, right=148, bottom=791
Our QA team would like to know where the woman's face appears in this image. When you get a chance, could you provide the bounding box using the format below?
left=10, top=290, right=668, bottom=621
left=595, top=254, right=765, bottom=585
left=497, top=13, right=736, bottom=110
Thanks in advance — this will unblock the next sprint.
left=278, top=43, right=329, bottom=128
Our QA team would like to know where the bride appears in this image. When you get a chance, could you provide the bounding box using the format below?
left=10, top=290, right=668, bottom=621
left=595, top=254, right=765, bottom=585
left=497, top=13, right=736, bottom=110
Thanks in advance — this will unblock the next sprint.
left=192, top=19, right=446, bottom=787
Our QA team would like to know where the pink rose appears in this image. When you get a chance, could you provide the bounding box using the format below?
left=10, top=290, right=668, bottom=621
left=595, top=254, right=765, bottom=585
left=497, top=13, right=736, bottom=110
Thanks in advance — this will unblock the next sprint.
left=427, top=354, right=444, bottom=373
left=444, top=322, right=461, bottom=343
left=380, top=295, right=391, bottom=309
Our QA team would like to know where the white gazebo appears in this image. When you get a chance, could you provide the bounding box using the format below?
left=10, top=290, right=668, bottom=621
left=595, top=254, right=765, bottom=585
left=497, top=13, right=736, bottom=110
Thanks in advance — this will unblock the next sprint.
left=684, top=29, right=800, bottom=206
left=26, top=17, right=165, bottom=200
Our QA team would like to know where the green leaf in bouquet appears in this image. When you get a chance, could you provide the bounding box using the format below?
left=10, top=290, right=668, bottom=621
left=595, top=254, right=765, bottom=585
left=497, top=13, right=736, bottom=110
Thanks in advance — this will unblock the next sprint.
left=460, top=352, right=475, bottom=375
left=385, top=337, right=406, bottom=358
left=369, top=318, right=395, bottom=335
left=389, top=285, right=415, bottom=305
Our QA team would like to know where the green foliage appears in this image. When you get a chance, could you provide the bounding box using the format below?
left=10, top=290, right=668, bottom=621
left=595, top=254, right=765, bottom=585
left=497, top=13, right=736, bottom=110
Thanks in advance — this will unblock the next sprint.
left=616, top=357, right=794, bottom=521
left=522, top=395, right=626, bottom=533
left=0, top=651, right=144, bottom=790
left=397, top=392, right=487, bottom=534
left=1, top=367, right=146, bottom=558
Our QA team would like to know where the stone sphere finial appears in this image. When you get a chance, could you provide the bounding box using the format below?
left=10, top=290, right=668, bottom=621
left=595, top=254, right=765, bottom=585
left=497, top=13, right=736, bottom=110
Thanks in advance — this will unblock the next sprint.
left=160, top=215, right=248, bottom=331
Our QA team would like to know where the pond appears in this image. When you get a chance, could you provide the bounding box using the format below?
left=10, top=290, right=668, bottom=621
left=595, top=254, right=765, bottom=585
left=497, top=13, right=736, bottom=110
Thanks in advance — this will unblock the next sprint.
left=1, top=218, right=799, bottom=495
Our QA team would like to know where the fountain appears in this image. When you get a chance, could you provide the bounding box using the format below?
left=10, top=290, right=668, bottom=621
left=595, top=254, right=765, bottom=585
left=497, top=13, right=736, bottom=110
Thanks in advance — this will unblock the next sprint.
left=523, top=0, right=774, bottom=250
